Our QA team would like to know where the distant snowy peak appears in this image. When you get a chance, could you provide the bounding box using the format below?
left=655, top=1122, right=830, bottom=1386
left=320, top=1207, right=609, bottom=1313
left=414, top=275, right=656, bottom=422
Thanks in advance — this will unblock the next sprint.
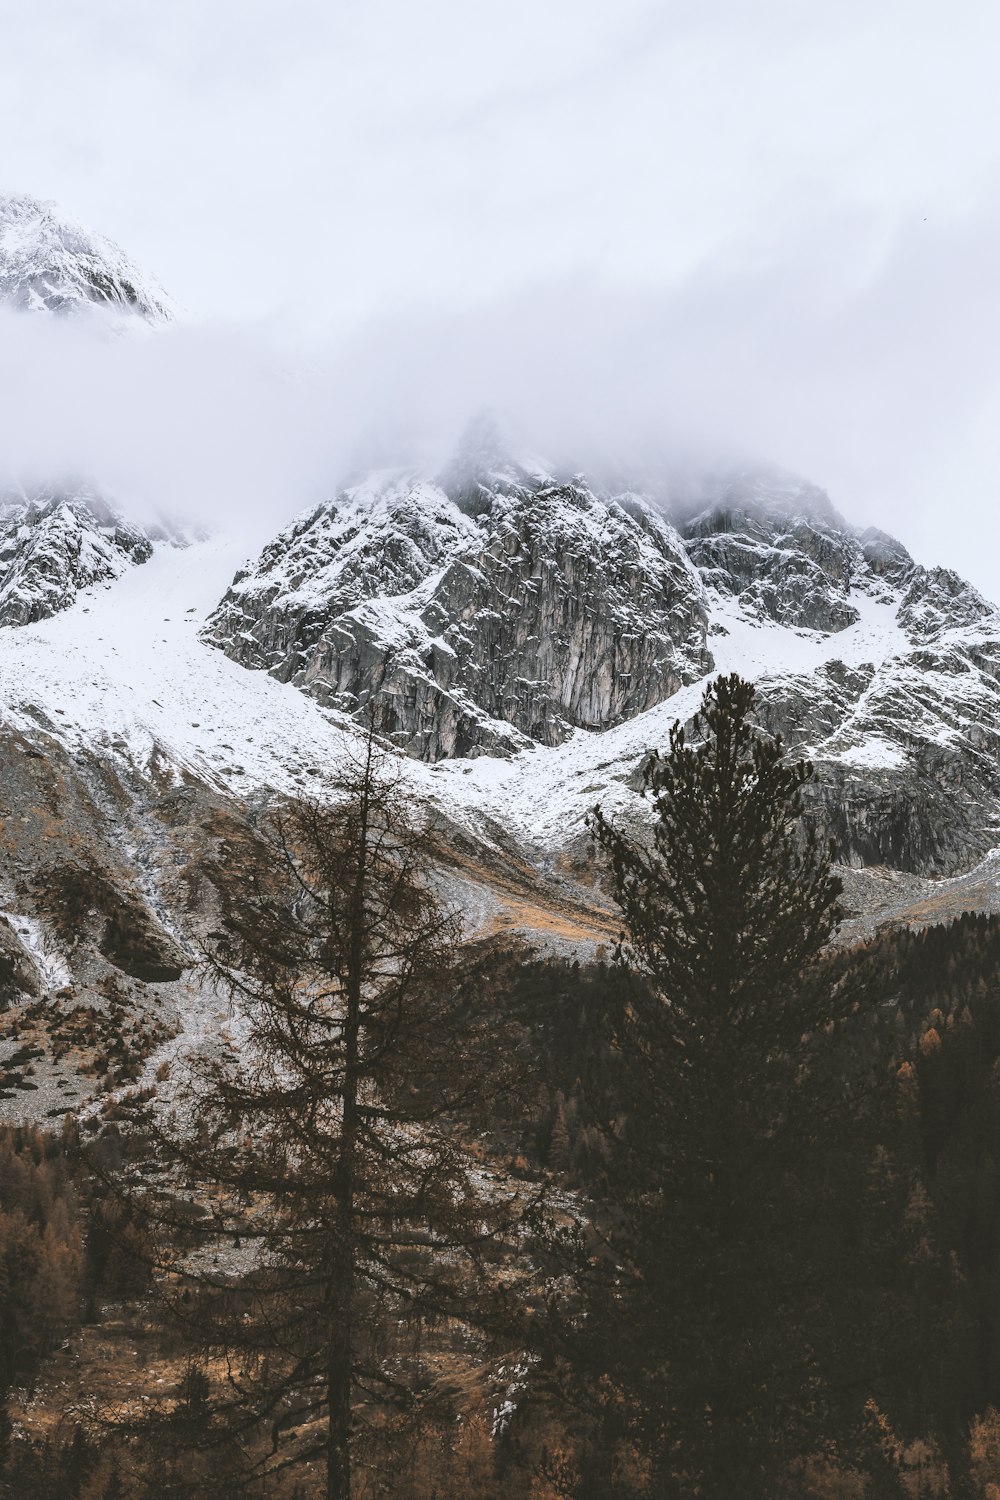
left=205, top=461, right=711, bottom=759
left=0, top=193, right=174, bottom=324
left=0, top=486, right=185, bottom=627
left=679, top=470, right=874, bottom=633
left=680, top=471, right=998, bottom=642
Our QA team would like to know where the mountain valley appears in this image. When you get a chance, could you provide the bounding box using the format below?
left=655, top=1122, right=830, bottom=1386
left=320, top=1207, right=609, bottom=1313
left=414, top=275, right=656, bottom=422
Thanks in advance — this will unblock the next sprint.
left=2, top=193, right=1000, bottom=1124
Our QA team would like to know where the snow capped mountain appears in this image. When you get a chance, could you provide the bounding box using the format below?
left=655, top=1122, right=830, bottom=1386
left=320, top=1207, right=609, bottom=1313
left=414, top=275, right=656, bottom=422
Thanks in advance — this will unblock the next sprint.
left=204, top=431, right=712, bottom=759
left=195, top=447, right=1000, bottom=877
left=6, top=194, right=1000, bottom=1127
left=2, top=466, right=1000, bottom=1125
left=0, top=195, right=182, bottom=629
left=0, top=192, right=173, bottom=323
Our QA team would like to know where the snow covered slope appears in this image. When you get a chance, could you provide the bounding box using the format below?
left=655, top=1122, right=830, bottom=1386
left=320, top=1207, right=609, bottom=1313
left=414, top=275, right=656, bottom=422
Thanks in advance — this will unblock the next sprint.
left=0, top=188, right=997, bottom=915
left=3, top=513, right=1000, bottom=1128
left=0, top=535, right=362, bottom=798
left=2, top=471, right=1000, bottom=1131
left=0, top=192, right=173, bottom=322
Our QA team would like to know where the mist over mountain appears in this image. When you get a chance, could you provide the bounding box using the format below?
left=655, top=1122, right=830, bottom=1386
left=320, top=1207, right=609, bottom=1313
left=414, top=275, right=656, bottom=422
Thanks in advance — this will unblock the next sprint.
left=0, top=194, right=999, bottom=945
left=3, top=5, right=1000, bottom=1485
left=1, top=191, right=999, bottom=611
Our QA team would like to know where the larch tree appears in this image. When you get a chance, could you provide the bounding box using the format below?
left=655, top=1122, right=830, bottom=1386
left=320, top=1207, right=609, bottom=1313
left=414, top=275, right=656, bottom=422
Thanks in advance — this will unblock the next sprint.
left=144, top=726, right=532, bottom=1500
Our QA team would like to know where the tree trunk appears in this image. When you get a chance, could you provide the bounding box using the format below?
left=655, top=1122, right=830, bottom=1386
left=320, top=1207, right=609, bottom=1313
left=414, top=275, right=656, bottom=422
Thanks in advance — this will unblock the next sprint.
left=327, top=1255, right=354, bottom=1500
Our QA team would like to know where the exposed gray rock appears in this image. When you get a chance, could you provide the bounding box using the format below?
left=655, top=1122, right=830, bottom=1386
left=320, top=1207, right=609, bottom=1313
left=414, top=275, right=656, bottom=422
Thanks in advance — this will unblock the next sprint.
left=0, top=916, right=42, bottom=1004
left=201, top=452, right=1000, bottom=877
left=897, top=565, right=996, bottom=640
left=205, top=461, right=712, bottom=760
left=748, top=617, right=1000, bottom=875
left=802, top=753, right=993, bottom=876
left=858, top=527, right=914, bottom=585
left=0, top=487, right=154, bottom=626
left=679, top=471, right=864, bottom=632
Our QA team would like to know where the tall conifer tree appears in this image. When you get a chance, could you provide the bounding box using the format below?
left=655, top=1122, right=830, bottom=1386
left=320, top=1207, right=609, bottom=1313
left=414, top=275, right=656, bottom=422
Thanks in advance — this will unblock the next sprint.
left=585, top=672, right=858, bottom=1496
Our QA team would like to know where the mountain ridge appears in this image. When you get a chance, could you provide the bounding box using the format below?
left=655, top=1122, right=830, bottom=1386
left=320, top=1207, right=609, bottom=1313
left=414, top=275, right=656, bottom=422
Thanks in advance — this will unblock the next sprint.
left=0, top=191, right=174, bottom=323
left=204, top=464, right=713, bottom=758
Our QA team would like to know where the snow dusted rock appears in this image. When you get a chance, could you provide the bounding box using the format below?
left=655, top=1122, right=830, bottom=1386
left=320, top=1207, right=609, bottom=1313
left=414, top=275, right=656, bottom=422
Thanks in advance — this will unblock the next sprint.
left=0, top=192, right=173, bottom=323
left=896, top=564, right=997, bottom=640
left=201, top=450, right=1000, bottom=873
left=0, top=487, right=156, bottom=627
left=679, top=470, right=864, bottom=632
left=205, top=451, right=711, bottom=760
left=634, top=467, right=1000, bottom=871
left=711, top=545, right=1000, bottom=872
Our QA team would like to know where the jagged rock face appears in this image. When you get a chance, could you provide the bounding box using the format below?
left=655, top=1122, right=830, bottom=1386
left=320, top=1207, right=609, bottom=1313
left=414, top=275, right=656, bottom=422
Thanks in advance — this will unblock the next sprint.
left=745, top=574, right=1000, bottom=875
left=897, top=564, right=996, bottom=640
left=205, top=468, right=712, bottom=760
left=803, top=756, right=992, bottom=877
left=0, top=488, right=154, bottom=626
left=656, top=468, right=1000, bottom=875
left=680, top=472, right=864, bottom=632
left=203, top=454, right=1000, bottom=873
left=0, top=192, right=173, bottom=322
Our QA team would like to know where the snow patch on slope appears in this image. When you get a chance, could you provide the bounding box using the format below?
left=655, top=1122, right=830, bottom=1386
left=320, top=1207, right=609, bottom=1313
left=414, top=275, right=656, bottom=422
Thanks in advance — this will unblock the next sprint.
left=0, top=526, right=997, bottom=878
left=0, top=536, right=364, bottom=801
left=422, top=588, right=937, bottom=848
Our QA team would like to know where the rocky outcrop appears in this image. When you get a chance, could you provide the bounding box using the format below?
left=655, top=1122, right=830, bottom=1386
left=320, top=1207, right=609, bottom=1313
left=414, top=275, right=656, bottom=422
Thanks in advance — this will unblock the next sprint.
left=897, top=565, right=996, bottom=640
left=205, top=459, right=711, bottom=760
left=679, top=472, right=865, bottom=632
left=802, top=755, right=991, bottom=876
left=746, top=596, right=1000, bottom=875
left=753, top=654, right=1000, bottom=876
left=201, top=452, right=1000, bottom=874
left=0, top=487, right=189, bottom=627
left=0, top=488, right=156, bottom=626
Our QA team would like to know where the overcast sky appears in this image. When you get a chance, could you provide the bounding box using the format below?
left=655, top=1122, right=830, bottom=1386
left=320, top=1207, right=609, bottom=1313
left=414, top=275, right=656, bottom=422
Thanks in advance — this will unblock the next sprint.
left=2, top=0, right=1000, bottom=594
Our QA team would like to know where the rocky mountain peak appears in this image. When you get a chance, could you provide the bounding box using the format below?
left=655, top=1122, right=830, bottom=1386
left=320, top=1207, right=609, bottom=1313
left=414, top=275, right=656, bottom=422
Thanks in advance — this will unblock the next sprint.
left=195, top=448, right=1000, bottom=878
left=857, top=527, right=914, bottom=582
left=0, top=485, right=161, bottom=626
left=205, top=461, right=711, bottom=759
left=0, top=192, right=174, bottom=323
left=437, top=412, right=548, bottom=515
left=677, top=470, right=862, bottom=633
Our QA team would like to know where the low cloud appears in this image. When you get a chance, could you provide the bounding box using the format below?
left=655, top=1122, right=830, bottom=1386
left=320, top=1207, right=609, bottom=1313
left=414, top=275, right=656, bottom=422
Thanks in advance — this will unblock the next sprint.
left=1, top=194, right=999, bottom=596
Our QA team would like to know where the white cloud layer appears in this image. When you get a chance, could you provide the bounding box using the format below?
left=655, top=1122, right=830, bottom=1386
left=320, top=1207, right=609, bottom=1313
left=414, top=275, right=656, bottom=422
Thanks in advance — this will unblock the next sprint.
left=0, top=1, right=999, bottom=595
